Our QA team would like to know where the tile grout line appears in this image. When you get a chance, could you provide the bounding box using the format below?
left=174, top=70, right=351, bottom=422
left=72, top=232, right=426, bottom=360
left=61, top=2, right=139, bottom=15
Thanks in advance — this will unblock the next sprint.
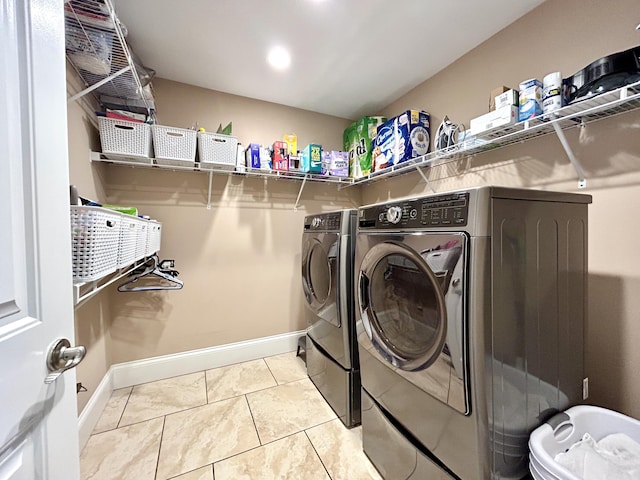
left=243, top=394, right=263, bottom=445
left=304, top=429, right=333, bottom=480
left=261, top=357, right=279, bottom=385
left=153, top=415, right=166, bottom=480
left=204, top=369, right=210, bottom=404
left=115, top=386, right=134, bottom=430
left=212, top=429, right=318, bottom=469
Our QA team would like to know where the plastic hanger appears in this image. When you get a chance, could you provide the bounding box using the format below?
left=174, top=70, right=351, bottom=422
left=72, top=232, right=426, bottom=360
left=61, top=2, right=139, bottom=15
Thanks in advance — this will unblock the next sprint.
left=118, top=256, right=184, bottom=292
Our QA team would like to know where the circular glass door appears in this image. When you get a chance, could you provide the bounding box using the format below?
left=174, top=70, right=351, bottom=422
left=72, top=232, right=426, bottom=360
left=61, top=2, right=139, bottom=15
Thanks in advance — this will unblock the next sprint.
left=307, top=242, right=330, bottom=304
left=359, top=241, right=447, bottom=371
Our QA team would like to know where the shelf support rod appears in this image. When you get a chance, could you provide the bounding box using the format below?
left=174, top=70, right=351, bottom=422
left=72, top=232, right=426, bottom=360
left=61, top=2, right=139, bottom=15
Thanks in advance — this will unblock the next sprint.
left=551, top=122, right=587, bottom=189
left=294, top=175, right=308, bottom=211
left=74, top=258, right=147, bottom=308
left=207, top=171, right=213, bottom=210
left=415, top=166, right=436, bottom=193
left=67, top=65, right=132, bottom=104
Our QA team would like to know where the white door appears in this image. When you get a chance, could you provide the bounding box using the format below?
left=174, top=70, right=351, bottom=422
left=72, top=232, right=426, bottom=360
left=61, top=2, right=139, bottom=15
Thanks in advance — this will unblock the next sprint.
left=0, top=0, right=81, bottom=479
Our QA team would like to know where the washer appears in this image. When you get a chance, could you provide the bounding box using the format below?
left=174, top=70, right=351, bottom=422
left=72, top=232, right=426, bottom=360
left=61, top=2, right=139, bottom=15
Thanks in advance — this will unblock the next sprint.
left=354, top=186, right=591, bottom=479
left=302, top=209, right=360, bottom=428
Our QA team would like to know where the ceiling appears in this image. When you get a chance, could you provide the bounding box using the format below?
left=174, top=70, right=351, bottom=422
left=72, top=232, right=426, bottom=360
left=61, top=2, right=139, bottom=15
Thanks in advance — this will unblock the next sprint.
left=113, top=0, right=545, bottom=120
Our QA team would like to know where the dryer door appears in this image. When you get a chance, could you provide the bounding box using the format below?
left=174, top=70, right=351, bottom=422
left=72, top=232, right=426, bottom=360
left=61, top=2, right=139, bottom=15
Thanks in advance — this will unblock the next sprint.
left=358, top=240, right=447, bottom=371
left=302, top=232, right=340, bottom=326
left=356, top=232, right=469, bottom=413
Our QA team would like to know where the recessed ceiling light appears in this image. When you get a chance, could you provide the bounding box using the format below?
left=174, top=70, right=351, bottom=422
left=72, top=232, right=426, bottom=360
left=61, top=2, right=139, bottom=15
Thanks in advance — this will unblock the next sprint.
left=267, top=46, right=291, bottom=70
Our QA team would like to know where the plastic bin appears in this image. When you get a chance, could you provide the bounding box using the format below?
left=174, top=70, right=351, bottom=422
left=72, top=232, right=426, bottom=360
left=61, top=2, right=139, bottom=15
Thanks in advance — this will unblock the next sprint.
left=151, top=125, right=197, bottom=167
left=197, top=131, right=238, bottom=170
left=528, top=405, right=640, bottom=480
left=71, top=206, right=121, bottom=282
left=98, top=117, right=153, bottom=162
left=146, top=221, right=162, bottom=256
left=117, top=214, right=138, bottom=268
left=133, top=217, right=149, bottom=262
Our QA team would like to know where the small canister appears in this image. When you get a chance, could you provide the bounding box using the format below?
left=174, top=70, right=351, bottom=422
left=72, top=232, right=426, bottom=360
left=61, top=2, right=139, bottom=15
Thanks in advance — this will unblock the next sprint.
left=543, top=72, right=563, bottom=114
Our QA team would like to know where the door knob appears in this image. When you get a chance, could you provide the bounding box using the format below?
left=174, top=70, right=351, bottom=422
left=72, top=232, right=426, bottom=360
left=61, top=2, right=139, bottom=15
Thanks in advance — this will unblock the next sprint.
left=45, top=338, right=86, bottom=384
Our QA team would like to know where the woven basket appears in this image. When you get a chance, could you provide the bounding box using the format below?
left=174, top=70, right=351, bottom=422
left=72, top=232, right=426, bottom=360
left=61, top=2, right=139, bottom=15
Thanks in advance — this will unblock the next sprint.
left=71, top=206, right=121, bottom=282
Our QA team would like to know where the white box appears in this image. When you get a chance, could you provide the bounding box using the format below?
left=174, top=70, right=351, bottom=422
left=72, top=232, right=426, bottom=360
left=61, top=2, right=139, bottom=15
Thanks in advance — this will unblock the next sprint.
left=470, top=105, right=518, bottom=135
left=494, top=89, right=519, bottom=110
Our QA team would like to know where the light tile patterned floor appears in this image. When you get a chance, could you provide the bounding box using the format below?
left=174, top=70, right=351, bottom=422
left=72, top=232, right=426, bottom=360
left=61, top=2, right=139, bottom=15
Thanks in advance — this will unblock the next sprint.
left=80, top=351, right=382, bottom=480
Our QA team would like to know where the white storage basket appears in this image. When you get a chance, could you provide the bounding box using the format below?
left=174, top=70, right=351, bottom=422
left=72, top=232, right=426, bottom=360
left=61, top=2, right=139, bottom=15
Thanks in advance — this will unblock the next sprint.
left=98, top=117, right=153, bottom=163
left=133, top=218, right=149, bottom=261
left=71, top=206, right=121, bottom=282
left=146, top=221, right=162, bottom=256
left=117, top=214, right=138, bottom=268
left=528, top=405, right=640, bottom=480
left=151, top=125, right=197, bottom=167
left=197, top=131, right=238, bottom=170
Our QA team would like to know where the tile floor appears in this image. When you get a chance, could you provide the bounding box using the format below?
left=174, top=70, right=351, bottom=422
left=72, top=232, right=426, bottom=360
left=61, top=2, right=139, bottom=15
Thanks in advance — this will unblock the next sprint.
left=81, top=351, right=382, bottom=480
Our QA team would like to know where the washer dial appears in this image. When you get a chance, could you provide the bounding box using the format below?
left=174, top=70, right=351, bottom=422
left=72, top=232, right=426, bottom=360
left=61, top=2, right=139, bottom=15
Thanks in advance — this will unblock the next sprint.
left=386, top=206, right=403, bottom=224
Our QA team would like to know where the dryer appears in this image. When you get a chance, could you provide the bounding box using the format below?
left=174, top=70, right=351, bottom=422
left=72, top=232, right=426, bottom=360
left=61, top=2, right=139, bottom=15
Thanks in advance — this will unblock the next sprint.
left=302, top=209, right=360, bottom=428
left=355, top=186, right=591, bottom=479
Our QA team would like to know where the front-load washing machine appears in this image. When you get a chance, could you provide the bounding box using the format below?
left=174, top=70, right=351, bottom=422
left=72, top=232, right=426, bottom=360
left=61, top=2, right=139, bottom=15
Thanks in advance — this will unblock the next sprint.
left=355, top=186, right=591, bottom=479
left=302, top=209, right=360, bottom=428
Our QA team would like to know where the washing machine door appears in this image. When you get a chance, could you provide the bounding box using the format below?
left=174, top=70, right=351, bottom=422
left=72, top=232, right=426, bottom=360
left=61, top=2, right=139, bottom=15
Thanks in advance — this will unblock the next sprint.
left=301, top=233, right=340, bottom=326
left=358, top=240, right=448, bottom=371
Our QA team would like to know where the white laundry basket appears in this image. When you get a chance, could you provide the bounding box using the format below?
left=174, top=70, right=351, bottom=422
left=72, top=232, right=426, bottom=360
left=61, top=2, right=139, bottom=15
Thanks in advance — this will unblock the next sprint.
left=528, top=405, right=640, bottom=480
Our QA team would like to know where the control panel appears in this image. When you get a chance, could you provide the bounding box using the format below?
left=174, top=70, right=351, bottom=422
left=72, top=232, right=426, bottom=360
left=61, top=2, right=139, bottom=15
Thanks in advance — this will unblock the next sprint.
left=304, top=211, right=342, bottom=231
left=359, top=192, right=469, bottom=229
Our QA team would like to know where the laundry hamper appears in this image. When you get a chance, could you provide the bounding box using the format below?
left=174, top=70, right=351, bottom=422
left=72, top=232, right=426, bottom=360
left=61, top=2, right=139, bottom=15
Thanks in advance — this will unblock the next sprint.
left=528, top=405, right=640, bottom=480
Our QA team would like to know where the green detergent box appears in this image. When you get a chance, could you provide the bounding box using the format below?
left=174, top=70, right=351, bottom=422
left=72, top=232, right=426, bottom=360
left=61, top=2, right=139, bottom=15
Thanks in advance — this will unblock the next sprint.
left=343, top=116, right=387, bottom=178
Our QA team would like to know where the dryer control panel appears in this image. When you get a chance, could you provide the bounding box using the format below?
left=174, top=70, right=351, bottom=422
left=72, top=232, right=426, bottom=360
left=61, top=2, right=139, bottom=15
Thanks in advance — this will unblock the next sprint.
left=359, top=192, right=469, bottom=229
left=304, top=211, right=342, bottom=232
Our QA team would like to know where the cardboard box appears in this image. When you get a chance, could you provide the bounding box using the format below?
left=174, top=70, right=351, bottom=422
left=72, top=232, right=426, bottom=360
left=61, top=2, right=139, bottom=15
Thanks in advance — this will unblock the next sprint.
left=490, top=86, right=510, bottom=111
left=245, top=143, right=260, bottom=170
left=321, top=151, right=349, bottom=177
left=283, top=133, right=297, bottom=156
left=343, top=116, right=387, bottom=178
left=301, top=144, right=322, bottom=173
left=272, top=141, right=288, bottom=171
left=372, top=110, right=430, bottom=172
left=259, top=146, right=271, bottom=170
left=495, top=89, right=519, bottom=110
left=469, top=105, right=518, bottom=135
left=519, top=78, right=543, bottom=121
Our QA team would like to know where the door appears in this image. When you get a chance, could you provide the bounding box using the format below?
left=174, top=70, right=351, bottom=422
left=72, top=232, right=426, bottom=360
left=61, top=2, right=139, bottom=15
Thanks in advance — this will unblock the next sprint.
left=301, top=232, right=340, bottom=326
left=0, top=0, right=81, bottom=479
left=356, top=232, right=469, bottom=413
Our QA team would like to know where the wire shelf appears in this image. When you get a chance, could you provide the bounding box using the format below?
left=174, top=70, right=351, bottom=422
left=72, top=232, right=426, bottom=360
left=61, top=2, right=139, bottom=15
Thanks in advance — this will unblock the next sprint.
left=65, top=0, right=155, bottom=117
left=91, top=79, right=640, bottom=191
left=353, top=79, right=640, bottom=184
left=90, top=151, right=356, bottom=185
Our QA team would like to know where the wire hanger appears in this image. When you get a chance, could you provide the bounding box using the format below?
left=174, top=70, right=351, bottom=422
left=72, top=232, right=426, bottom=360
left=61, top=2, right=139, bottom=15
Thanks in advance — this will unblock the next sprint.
left=118, top=255, right=184, bottom=292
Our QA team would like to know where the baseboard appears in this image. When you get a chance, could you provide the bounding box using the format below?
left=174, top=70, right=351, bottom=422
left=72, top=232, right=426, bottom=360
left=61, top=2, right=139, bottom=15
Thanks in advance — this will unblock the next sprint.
left=77, top=368, right=114, bottom=451
left=77, top=330, right=305, bottom=448
left=111, top=329, right=306, bottom=389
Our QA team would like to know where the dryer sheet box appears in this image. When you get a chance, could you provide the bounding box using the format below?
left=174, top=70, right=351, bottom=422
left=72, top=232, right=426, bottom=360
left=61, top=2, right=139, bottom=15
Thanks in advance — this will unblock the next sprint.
left=321, top=150, right=349, bottom=177
left=372, top=110, right=430, bottom=172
